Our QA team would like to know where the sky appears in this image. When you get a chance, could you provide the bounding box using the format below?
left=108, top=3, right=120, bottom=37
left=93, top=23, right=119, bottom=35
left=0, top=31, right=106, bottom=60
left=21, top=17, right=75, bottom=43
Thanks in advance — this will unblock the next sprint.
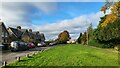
left=0, top=1, right=111, bottom=40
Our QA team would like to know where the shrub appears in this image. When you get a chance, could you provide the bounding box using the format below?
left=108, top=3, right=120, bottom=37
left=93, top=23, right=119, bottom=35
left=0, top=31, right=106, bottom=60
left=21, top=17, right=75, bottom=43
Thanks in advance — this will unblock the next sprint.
left=88, top=40, right=114, bottom=48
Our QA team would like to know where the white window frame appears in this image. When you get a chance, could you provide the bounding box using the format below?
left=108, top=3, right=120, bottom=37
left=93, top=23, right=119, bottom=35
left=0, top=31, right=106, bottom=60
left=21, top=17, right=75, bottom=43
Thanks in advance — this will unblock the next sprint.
left=5, top=33, right=8, bottom=37
left=1, top=32, right=4, bottom=37
left=5, top=40, right=7, bottom=42
left=1, top=39, right=4, bottom=42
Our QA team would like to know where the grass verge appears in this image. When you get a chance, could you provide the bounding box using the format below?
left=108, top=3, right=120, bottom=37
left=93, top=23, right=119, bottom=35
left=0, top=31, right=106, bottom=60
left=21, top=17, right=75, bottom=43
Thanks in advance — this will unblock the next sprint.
left=7, top=44, right=118, bottom=66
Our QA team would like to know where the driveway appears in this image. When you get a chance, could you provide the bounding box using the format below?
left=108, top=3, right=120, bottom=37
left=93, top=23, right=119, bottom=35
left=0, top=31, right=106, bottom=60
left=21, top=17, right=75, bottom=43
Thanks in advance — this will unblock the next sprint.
left=0, top=46, right=53, bottom=66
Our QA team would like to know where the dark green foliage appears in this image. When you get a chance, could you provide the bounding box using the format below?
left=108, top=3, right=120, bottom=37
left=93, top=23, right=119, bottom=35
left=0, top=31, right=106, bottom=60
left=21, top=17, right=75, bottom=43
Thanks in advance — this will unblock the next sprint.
left=77, top=33, right=82, bottom=44
left=93, top=1, right=120, bottom=48
left=99, top=15, right=107, bottom=24
left=93, top=18, right=120, bottom=48
left=87, top=23, right=93, bottom=42
left=88, top=40, right=114, bottom=48
left=81, top=32, right=88, bottom=45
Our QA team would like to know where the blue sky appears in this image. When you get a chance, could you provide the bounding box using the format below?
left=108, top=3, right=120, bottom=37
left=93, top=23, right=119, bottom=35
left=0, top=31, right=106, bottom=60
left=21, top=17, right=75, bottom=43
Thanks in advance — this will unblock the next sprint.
left=1, top=2, right=108, bottom=40
left=31, top=2, right=105, bottom=25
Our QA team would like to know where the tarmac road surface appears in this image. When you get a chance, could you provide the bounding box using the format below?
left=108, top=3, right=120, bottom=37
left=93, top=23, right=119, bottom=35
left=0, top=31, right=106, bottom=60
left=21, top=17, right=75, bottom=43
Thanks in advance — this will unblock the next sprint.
left=0, top=46, right=53, bottom=66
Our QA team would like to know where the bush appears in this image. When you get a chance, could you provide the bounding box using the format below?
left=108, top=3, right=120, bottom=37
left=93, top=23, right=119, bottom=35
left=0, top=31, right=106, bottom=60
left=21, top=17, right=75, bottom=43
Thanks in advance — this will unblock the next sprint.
left=88, top=40, right=114, bottom=48
left=114, top=44, right=120, bottom=51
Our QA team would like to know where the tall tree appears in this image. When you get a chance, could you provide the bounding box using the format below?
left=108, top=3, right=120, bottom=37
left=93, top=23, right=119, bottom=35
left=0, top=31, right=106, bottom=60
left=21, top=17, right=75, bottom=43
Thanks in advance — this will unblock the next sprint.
left=77, top=33, right=82, bottom=44
left=87, top=23, right=93, bottom=42
left=94, top=1, right=120, bottom=48
left=81, top=32, right=88, bottom=45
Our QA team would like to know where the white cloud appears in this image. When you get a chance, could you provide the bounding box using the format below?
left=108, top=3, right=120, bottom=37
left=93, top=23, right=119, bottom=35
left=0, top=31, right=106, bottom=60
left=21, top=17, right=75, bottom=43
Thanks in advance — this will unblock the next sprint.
left=0, top=2, right=105, bottom=40
left=32, top=11, right=104, bottom=40
left=0, top=2, right=58, bottom=27
left=34, top=3, right=58, bottom=14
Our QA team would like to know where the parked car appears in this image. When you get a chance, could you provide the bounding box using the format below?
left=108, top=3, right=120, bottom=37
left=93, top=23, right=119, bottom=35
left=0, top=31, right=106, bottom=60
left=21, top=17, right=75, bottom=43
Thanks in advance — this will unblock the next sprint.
left=10, top=41, right=28, bottom=51
left=0, top=44, right=4, bottom=50
left=27, top=42, right=35, bottom=49
left=37, top=42, right=46, bottom=47
left=49, top=42, right=57, bottom=46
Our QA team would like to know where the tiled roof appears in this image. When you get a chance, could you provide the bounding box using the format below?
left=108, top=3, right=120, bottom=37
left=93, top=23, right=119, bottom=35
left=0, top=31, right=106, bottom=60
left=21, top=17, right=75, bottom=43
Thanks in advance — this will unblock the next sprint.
left=8, top=27, right=23, bottom=38
left=32, top=32, right=41, bottom=39
left=8, top=27, right=45, bottom=41
left=19, top=29, right=27, bottom=32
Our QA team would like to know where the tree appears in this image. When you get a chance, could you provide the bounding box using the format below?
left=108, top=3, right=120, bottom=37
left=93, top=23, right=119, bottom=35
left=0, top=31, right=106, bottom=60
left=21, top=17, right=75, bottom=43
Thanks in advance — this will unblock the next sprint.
left=58, top=30, right=71, bottom=43
left=101, top=0, right=114, bottom=14
left=81, top=32, right=88, bottom=45
left=77, top=33, right=82, bottom=44
left=87, top=23, right=93, bottom=42
left=94, top=1, right=120, bottom=48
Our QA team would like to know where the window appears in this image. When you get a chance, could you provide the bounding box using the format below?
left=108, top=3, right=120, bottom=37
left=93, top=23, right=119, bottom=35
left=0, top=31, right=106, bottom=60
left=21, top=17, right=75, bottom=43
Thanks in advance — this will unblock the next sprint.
left=5, top=33, right=8, bottom=37
left=1, top=40, right=4, bottom=42
left=1, top=32, right=4, bottom=37
left=5, top=40, right=7, bottom=42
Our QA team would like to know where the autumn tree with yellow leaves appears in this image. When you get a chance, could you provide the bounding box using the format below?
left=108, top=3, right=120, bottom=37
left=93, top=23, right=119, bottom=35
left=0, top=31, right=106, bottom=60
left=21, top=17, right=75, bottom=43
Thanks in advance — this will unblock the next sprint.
left=58, top=30, right=71, bottom=43
left=94, top=0, right=120, bottom=48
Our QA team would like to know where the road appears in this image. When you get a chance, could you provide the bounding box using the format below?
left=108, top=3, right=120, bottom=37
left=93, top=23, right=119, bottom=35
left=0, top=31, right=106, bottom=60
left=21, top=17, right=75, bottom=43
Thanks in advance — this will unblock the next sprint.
left=0, top=46, right=53, bottom=66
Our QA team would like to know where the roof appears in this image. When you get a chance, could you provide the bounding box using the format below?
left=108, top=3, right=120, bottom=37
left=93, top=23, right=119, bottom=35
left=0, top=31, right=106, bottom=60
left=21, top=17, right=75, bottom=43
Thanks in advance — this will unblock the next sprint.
left=0, top=22, right=9, bottom=34
left=32, top=32, right=41, bottom=39
left=28, top=32, right=34, bottom=38
left=7, top=26, right=45, bottom=41
left=8, top=27, right=23, bottom=38
left=19, top=29, right=27, bottom=32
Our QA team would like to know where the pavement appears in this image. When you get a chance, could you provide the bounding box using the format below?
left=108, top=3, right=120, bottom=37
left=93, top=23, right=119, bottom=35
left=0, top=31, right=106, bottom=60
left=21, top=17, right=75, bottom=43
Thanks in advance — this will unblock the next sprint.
left=0, top=46, right=53, bottom=66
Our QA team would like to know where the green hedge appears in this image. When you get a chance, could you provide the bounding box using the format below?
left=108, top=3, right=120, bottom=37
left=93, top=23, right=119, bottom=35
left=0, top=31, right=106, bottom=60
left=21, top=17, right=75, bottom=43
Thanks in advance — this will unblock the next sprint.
left=88, top=40, right=114, bottom=48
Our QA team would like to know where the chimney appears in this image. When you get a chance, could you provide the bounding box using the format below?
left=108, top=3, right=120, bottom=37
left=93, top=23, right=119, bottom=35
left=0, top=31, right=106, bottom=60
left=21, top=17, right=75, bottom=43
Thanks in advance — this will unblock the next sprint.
left=29, top=29, right=32, bottom=32
left=36, top=31, right=39, bottom=34
left=17, top=26, right=21, bottom=30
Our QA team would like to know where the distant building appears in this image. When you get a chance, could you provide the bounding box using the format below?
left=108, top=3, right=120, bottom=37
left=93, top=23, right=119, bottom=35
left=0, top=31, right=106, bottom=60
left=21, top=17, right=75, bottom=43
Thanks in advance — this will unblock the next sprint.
left=67, top=39, right=76, bottom=44
left=0, top=22, right=9, bottom=44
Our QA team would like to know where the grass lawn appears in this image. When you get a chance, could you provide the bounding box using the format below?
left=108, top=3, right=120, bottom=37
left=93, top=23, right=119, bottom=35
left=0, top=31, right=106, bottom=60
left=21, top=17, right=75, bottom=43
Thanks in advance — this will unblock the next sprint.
left=8, top=44, right=118, bottom=66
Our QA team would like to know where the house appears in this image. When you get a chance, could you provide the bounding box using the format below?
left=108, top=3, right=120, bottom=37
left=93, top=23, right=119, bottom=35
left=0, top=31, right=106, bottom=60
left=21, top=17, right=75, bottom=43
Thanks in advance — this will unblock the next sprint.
left=32, top=31, right=41, bottom=43
left=8, top=26, right=33, bottom=42
left=40, top=33, right=45, bottom=42
left=21, top=29, right=35, bottom=42
left=7, top=26, right=23, bottom=42
left=0, top=22, right=9, bottom=44
left=8, top=26, right=45, bottom=43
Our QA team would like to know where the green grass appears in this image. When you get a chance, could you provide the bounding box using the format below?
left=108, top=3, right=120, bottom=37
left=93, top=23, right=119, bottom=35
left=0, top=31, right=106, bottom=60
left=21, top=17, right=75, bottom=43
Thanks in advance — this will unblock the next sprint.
left=8, top=44, right=118, bottom=66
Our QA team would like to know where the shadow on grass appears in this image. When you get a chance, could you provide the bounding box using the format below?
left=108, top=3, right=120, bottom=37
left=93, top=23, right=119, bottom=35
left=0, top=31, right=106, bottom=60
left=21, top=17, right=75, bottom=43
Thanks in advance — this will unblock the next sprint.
left=20, top=56, right=34, bottom=62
